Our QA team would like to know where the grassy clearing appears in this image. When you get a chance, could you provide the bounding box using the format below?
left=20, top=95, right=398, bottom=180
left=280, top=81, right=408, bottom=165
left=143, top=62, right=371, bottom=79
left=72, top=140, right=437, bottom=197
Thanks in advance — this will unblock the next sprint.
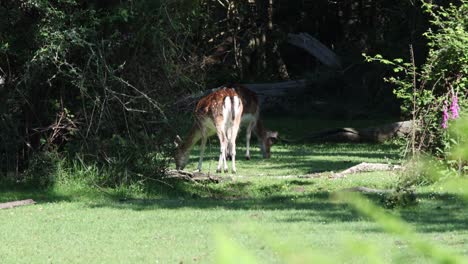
left=181, top=142, right=400, bottom=177
left=1, top=179, right=467, bottom=263
left=179, top=116, right=401, bottom=176
left=1, top=117, right=467, bottom=263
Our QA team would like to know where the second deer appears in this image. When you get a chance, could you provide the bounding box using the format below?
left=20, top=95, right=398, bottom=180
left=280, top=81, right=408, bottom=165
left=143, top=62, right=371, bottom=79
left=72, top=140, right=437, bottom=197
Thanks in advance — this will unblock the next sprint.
left=175, top=87, right=243, bottom=173
left=174, top=85, right=278, bottom=173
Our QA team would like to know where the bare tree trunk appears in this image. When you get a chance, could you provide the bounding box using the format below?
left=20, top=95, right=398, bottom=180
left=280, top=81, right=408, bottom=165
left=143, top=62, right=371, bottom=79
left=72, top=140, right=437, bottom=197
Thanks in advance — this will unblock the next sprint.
left=267, top=0, right=289, bottom=79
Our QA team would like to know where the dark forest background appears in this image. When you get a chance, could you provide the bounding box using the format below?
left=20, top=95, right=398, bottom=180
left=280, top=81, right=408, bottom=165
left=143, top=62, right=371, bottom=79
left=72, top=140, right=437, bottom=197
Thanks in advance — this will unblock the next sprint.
left=0, top=0, right=464, bottom=187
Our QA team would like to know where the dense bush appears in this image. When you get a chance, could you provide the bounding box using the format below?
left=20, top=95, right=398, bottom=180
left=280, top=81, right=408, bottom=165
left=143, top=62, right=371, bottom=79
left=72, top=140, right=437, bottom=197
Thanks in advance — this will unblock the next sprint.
left=362, top=2, right=468, bottom=207
left=365, top=1, right=468, bottom=160
left=0, top=0, right=203, bottom=186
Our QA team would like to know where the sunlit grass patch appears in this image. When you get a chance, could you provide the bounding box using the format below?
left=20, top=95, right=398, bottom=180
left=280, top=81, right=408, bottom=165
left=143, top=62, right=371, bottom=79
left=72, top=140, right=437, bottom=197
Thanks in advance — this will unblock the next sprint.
left=179, top=142, right=401, bottom=177
left=1, top=117, right=467, bottom=263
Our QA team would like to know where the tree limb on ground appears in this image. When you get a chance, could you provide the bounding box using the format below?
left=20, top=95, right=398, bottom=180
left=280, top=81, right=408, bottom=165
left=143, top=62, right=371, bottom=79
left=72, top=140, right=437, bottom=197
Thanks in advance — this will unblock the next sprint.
left=0, top=199, right=36, bottom=209
left=165, top=170, right=232, bottom=183
left=231, top=172, right=329, bottom=180
left=341, top=186, right=393, bottom=194
left=330, top=162, right=402, bottom=179
left=166, top=161, right=401, bottom=183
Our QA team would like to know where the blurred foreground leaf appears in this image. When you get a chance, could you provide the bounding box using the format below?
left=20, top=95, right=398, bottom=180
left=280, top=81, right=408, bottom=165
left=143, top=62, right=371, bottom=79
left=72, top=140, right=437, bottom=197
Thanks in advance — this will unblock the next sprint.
left=334, top=192, right=468, bottom=264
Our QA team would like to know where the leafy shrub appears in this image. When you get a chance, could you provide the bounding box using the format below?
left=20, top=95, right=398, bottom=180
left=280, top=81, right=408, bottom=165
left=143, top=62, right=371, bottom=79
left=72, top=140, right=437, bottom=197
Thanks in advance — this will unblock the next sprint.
left=382, top=187, right=417, bottom=209
left=22, top=151, right=61, bottom=189
left=87, top=135, right=171, bottom=188
left=0, top=0, right=204, bottom=186
left=364, top=1, right=468, bottom=158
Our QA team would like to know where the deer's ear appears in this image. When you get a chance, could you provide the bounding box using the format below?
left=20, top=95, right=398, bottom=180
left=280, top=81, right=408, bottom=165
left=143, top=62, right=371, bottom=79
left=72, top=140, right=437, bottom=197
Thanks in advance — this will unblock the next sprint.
left=174, top=135, right=182, bottom=147
left=268, top=131, right=278, bottom=139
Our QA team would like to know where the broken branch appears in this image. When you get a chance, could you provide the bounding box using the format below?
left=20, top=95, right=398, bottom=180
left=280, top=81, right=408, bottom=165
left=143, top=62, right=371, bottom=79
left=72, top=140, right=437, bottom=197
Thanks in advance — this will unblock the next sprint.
left=0, top=199, right=36, bottom=209
left=331, top=162, right=402, bottom=179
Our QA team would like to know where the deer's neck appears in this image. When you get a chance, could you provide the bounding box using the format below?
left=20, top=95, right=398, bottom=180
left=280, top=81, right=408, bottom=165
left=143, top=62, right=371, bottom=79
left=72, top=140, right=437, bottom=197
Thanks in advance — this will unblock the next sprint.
left=179, top=123, right=203, bottom=155
left=254, top=118, right=267, bottom=140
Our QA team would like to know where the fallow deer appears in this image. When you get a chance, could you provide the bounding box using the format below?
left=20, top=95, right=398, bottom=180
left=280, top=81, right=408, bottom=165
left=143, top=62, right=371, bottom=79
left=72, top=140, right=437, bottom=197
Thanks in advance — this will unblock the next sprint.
left=227, top=85, right=278, bottom=160
left=174, top=87, right=243, bottom=173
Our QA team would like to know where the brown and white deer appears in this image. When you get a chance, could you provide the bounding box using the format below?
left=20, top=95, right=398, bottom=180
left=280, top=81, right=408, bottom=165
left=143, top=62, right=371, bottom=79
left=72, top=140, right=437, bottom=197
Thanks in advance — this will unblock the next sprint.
left=174, top=85, right=278, bottom=173
left=174, top=87, right=243, bottom=173
left=228, top=85, right=278, bottom=160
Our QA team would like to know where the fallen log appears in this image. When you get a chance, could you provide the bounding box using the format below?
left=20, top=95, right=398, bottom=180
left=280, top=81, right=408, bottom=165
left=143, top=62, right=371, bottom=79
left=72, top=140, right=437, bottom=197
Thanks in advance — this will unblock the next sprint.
left=165, top=161, right=401, bottom=184
left=341, top=186, right=393, bottom=194
left=232, top=172, right=329, bottom=179
left=303, top=120, right=415, bottom=143
left=165, top=170, right=232, bottom=183
left=331, top=162, right=402, bottom=179
left=0, top=199, right=36, bottom=209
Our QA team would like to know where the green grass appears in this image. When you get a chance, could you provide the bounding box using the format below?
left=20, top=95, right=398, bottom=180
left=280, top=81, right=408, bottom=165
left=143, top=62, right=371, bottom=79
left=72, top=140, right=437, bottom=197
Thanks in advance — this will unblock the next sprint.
left=179, top=116, right=402, bottom=176
left=181, top=142, right=400, bottom=177
left=1, top=180, right=467, bottom=263
left=1, top=117, right=467, bottom=263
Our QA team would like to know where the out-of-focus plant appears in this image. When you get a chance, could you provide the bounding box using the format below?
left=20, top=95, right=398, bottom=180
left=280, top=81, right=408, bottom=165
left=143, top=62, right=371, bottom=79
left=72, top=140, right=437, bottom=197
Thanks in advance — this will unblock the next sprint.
left=213, top=183, right=468, bottom=263
left=336, top=192, right=467, bottom=264
left=214, top=230, right=258, bottom=264
left=448, top=113, right=468, bottom=172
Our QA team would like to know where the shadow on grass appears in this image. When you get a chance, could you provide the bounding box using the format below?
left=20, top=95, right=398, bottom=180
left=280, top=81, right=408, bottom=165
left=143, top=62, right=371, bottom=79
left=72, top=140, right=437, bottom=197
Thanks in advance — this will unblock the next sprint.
left=90, top=192, right=362, bottom=223
left=0, top=186, right=72, bottom=204
left=82, top=180, right=468, bottom=233
left=187, top=142, right=401, bottom=174
left=399, top=193, right=468, bottom=233
left=2, top=182, right=467, bottom=234
left=199, top=143, right=400, bottom=157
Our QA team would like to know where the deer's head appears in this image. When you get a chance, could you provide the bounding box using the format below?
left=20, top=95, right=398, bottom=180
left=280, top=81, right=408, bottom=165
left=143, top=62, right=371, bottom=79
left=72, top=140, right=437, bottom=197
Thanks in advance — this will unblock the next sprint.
left=174, top=135, right=189, bottom=170
left=260, top=131, right=278, bottom=159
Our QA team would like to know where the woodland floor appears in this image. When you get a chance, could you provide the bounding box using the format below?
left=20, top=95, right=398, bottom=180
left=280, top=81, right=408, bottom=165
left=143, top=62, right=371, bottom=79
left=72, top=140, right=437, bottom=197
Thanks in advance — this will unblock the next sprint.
left=1, top=117, right=467, bottom=263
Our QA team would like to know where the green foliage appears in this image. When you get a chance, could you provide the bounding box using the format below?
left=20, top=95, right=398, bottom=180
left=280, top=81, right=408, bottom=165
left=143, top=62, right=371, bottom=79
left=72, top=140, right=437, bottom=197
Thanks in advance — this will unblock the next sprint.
left=364, top=1, right=468, bottom=161
left=0, top=0, right=205, bottom=184
left=398, top=157, right=446, bottom=187
left=78, top=135, right=171, bottom=188
left=390, top=115, right=468, bottom=208
left=382, top=187, right=417, bottom=209
left=451, top=114, right=468, bottom=162
left=422, top=2, right=468, bottom=88
left=22, top=151, right=61, bottom=189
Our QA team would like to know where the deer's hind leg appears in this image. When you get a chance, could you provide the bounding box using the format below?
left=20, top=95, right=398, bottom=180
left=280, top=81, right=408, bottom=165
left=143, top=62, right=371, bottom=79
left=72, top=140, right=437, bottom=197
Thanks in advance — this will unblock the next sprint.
left=225, top=127, right=233, bottom=161
left=230, top=97, right=243, bottom=173
left=229, top=123, right=241, bottom=174
left=215, top=129, right=229, bottom=173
